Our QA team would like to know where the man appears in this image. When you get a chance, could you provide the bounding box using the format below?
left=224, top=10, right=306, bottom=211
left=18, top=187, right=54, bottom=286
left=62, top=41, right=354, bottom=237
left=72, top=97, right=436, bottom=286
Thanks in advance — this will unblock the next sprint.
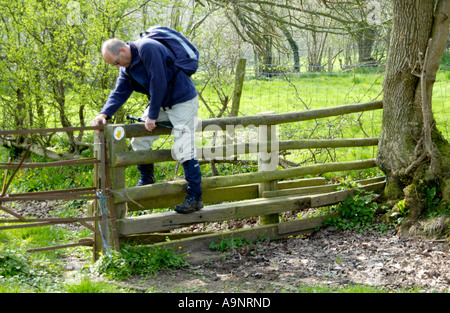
left=92, top=37, right=203, bottom=214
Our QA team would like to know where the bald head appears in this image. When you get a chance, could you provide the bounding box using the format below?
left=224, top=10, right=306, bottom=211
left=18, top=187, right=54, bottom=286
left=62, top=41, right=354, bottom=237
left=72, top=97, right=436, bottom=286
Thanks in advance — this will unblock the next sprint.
left=101, top=39, right=132, bottom=68
left=102, top=39, right=127, bottom=56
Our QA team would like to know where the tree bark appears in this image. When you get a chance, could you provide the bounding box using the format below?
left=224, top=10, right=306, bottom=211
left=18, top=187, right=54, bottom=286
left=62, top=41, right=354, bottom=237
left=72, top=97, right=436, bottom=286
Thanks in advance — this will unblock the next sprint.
left=355, top=26, right=377, bottom=65
left=377, top=0, right=450, bottom=235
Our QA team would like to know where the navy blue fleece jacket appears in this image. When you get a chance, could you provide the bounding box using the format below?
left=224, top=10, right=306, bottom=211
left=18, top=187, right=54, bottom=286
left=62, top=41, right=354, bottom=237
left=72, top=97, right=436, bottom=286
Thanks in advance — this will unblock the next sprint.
left=100, top=38, right=198, bottom=120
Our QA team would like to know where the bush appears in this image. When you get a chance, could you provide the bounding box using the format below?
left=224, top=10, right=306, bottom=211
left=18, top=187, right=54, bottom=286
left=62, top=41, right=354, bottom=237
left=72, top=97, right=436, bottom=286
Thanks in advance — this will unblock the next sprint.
left=324, top=189, right=380, bottom=232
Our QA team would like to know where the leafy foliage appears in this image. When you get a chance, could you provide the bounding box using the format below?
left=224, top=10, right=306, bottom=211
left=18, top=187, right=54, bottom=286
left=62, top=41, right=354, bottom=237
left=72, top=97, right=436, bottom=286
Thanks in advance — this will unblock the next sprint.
left=387, top=199, right=409, bottom=226
left=324, top=189, right=381, bottom=232
left=64, top=276, right=130, bottom=293
left=89, top=243, right=189, bottom=280
left=423, top=187, right=450, bottom=218
left=0, top=246, right=63, bottom=291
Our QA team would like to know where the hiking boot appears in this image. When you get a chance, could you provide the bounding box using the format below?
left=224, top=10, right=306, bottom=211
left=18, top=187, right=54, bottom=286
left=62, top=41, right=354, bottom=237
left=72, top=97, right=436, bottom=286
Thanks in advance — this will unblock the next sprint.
left=174, top=196, right=204, bottom=214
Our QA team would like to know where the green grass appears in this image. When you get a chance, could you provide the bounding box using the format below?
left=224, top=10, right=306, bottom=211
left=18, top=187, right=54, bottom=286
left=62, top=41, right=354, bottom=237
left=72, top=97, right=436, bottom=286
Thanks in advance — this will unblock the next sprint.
left=198, top=68, right=448, bottom=140
left=197, top=67, right=447, bottom=167
left=64, top=276, right=133, bottom=293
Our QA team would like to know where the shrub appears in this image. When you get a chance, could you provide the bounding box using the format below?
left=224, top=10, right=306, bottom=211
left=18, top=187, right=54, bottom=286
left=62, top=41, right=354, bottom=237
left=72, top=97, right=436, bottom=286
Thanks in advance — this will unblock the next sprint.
left=324, top=189, right=380, bottom=232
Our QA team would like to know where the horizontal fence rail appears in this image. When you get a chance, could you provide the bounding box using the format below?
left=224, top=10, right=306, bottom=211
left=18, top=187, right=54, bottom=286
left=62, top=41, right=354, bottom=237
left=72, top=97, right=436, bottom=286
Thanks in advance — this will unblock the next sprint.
left=0, top=158, right=100, bottom=170
left=113, top=159, right=377, bottom=204
left=0, top=125, right=103, bottom=136
left=114, top=138, right=380, bottom=166
left=119, top=100, right=383, bottom=138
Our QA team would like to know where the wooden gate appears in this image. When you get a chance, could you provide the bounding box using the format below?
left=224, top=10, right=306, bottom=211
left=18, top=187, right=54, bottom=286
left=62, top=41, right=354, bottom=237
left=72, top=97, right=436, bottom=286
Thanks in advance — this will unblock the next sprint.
left=96, top=100, right=385, bottom=254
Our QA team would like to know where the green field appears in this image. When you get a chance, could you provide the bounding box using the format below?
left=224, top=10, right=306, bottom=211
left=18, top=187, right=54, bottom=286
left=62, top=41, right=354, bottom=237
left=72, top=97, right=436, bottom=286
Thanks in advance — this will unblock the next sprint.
left=199, top=69, right=448, bottom=139
left=196, top=68, right=448, bottom=175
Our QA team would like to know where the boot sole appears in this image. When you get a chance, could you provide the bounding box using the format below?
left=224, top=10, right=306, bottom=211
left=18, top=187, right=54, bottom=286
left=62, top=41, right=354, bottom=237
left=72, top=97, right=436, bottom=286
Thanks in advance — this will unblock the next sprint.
left=174, top=205, right=203, bottom=214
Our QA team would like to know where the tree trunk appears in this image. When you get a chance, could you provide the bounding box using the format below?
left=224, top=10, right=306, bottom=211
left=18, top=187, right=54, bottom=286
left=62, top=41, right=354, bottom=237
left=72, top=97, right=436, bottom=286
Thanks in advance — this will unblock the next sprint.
left=377, top=0, right=450, bottom=235
left=355, top=26, right=377, bottom=65
left=280, top=24, right=300, bottom=72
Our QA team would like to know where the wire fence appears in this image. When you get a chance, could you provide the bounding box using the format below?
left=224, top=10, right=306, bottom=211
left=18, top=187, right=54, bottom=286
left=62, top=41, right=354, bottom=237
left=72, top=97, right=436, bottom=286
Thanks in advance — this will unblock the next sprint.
left=197, top=54, right=449, bottom=167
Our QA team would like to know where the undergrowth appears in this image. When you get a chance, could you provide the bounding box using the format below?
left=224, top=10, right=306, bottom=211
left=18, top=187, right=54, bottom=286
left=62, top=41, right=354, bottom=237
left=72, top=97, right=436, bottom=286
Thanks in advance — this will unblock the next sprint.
left=323, top=188, right=390, bottom=233
left=209, top=237, right=253, bottom=252
left=0, top=246, right=64, bottom=292
left=88, top=243, right=190, bottom=280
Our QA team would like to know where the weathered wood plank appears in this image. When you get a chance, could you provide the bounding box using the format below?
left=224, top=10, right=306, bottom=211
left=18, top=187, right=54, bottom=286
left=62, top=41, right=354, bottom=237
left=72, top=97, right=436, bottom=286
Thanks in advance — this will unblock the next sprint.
left=0, top=125, right=103, bottom=136
left=263, top=176, right=385, bottom=198
left=145, top=213, right=338, bottom=257
left=263, top=184, right=339, bottom=198
left=114, top=138, right=380, bottom=166
left=113, top=159, right=377, bottom=204
left=150, top=225, right=283, bottom=259
left=278, top=177, right=326, bottom=189
left=120, top=231, right=215, bottom=244
left=127, top=178, right=328, bottom=211
left=117, top=181, right=385, bottom=236
left=127, top=184, right=260, bottom=212
left=121, top=100, right=383, bottom=138
left=118, top=196, right=311, bottom=236
left=26, top=239, right=94, bottom=253
left=230, top=58, right=246, bottom=117
left=277, top=213, right=339, bottom=235
left=258, top=118, right=279, bottom=225
left=309, top=181, right=385, bottom=207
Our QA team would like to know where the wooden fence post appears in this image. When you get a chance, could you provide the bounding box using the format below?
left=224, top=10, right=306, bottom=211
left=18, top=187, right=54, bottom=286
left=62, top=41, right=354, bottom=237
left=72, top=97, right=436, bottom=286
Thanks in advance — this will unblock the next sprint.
left=92, top=126, right=124, bottom=256
left=91, top=139, right=99, bottom=260
left=231, top=58, right=246, bottom=117
left=104, top=125, right=128, bottom=220
left=258, top=112, right=279, bottom=225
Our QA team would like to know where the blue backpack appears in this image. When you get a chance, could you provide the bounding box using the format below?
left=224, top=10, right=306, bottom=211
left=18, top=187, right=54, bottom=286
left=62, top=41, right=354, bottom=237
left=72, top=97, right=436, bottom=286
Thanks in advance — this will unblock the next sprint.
left=139, top=26, right=199, bottom=76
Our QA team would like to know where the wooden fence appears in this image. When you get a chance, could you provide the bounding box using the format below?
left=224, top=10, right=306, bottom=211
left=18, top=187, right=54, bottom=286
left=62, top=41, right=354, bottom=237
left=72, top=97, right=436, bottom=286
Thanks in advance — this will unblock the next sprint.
left=94, top=100, right=385, bottom=255
left=0, top=100, right=385, bottom=259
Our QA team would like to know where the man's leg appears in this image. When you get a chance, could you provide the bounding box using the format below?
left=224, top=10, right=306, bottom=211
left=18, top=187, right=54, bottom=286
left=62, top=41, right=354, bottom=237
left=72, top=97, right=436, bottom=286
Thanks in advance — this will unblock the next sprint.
left=136, top=163, right=155, bottom=186
left=130, top=107, right=170, bottom=186
left=174, top=159, right=203, bottom=213
left=165, top=96, right=203, bottom=213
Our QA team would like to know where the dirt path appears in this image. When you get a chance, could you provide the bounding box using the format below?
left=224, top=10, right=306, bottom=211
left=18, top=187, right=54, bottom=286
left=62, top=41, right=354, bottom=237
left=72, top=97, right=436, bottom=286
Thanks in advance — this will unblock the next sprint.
left=119, top=227, right=449, bottom=293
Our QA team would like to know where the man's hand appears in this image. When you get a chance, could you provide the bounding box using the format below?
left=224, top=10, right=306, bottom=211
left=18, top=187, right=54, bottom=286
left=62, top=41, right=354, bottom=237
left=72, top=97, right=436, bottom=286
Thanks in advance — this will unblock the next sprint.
left=92, top=114, right=108, bottom=132
left=145, top=118, right=157, bottom=132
